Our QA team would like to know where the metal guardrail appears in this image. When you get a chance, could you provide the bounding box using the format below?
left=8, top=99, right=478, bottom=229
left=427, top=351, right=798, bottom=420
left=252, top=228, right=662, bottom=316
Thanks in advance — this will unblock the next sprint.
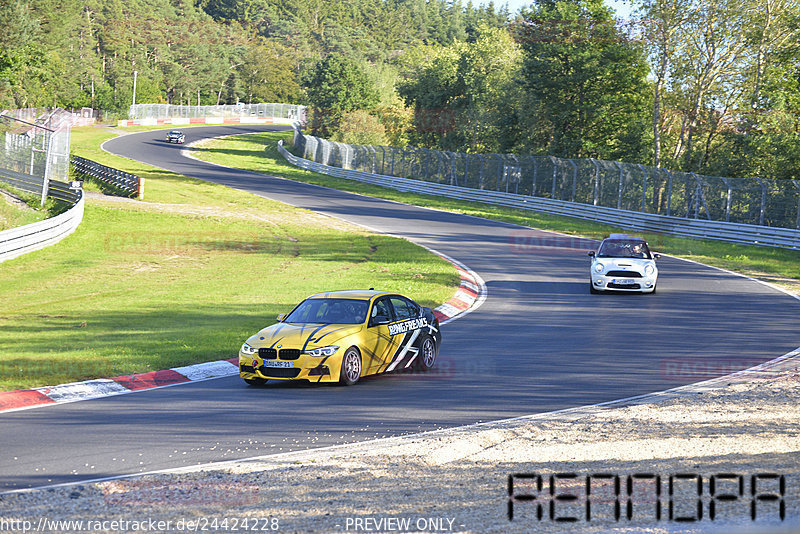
left=278, top=141, right=800, bottom=250
left=0, top=191, right=84, bottom=263
left=0, top=167, right=81, bottom=204
left=71, top=155, right=143, bottom=199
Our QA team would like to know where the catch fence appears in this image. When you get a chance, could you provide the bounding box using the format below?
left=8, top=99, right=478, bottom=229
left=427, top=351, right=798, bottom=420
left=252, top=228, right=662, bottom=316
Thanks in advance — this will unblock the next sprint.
left=292, top=130, right=800, bottom=230
left=0, top=108, right=73, bottom=205
left=129, top=103, right=306, bottom=122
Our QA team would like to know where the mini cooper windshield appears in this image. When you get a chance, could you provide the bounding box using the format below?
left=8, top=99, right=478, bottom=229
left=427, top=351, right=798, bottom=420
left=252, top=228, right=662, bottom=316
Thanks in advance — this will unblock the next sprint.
left=597, top=239, right=653, bottom=259
left=283, top=298, right=369, bottom=325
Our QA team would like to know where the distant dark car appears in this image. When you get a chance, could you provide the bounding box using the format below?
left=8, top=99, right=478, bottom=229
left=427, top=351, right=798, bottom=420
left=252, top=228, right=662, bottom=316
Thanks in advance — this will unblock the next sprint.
left=165, top=130, right=185, bottom=144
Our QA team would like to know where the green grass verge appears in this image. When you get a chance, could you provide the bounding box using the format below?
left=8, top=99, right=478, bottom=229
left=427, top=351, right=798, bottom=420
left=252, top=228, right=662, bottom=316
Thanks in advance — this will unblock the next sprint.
left=0, top=183, right=72, bottom=231
left=0, top=126, right=458, bottom=391
left=0, top=190, right=44, bottom=231
left=190, top=131, right=800, bottom=294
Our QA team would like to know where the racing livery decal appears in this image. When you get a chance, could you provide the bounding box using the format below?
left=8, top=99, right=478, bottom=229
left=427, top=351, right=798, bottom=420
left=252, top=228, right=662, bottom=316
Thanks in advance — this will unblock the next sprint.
left=388, top=317, right=429, bottom=336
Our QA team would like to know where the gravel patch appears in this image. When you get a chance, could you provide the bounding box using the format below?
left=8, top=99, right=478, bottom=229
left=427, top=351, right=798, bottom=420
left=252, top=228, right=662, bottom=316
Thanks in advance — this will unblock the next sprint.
left=2, top=370, right=798, bottom=533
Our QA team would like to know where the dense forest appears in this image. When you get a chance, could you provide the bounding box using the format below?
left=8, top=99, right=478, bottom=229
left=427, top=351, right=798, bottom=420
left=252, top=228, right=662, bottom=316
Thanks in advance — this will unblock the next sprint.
left=2, top=0, right=800, bottom=180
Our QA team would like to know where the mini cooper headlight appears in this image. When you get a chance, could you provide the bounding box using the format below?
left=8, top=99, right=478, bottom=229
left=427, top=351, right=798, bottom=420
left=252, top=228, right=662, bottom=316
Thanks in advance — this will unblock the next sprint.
left=240, top=342, right=257, bottom=355
left=644, top=264, right=655, bottom=276
left=593, top=262, right=605, bottom=273
left=304, top=346, right=339, bottom=357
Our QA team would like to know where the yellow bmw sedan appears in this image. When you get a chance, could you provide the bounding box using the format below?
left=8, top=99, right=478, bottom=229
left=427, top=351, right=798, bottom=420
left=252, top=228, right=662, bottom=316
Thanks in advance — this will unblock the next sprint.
left=238, top=290, right=442, bottom=386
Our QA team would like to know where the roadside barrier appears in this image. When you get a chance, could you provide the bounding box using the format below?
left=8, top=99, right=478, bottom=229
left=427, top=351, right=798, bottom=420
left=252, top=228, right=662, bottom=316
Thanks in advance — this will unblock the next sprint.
left=277, top=141, right=800, bottom=250
left=0, top=190, right=84, bottom=263
left=71, top=155, right=143, bottom=199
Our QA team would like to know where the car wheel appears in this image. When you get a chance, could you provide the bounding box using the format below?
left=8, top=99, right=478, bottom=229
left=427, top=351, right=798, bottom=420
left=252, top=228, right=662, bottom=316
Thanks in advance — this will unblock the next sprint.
left=244, top=377, right=266, bottom=386
left=414, top=335, right=437, bottom=371
left=590, top=282, right=599, bottom=294
left=339, top=347, right=362, bottom=386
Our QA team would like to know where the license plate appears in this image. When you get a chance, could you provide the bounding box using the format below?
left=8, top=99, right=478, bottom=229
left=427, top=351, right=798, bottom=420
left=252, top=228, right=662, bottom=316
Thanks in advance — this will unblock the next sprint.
left=612, top=278, right=635, bottom=285
left=261, top=360, right=293, bottom=369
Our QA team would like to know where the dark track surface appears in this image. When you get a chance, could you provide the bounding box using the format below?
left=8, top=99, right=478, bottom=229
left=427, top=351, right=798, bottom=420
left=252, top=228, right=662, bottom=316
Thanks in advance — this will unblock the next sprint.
left=2, top=125, right=798, bottom=492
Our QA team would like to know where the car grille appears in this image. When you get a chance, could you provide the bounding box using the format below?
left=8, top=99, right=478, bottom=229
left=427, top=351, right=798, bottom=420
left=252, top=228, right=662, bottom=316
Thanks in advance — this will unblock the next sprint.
left=259, top=348, right=277, bottom=359
left=279, top=349, right=302, bottom=360
left=259, top=347, right=301, bottom=360
left=259, top=368, right=301, bottom=379
left=606, top=270, right=642, bottom=278
left=608, top=282, right=642, bottom=289
left=240, top=364, right=255, bottom=373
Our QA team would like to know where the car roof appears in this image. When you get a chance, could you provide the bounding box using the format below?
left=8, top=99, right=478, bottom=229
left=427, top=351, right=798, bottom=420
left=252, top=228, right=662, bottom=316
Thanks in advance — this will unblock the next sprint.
left=603, top=234, right=646, bottom=242
left=306, top=289, right=393, bottom=300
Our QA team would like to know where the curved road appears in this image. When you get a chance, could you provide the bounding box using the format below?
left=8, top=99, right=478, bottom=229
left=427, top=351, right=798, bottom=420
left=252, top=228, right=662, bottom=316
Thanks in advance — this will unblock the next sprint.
left=1, top=125, right=798, bottom=492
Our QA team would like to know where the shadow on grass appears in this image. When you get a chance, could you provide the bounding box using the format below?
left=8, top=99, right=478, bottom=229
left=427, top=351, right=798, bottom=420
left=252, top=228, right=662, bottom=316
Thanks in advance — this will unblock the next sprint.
left=0, top=304, right=283, bottom=390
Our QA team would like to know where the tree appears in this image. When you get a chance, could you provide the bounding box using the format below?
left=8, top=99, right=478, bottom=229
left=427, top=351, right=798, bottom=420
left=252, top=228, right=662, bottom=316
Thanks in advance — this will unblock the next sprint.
left=667, top=0, right=751, bottom=169
left=303, top=55, right=379, bottom=136
left=237, top=42, right=301, bottom=103
left=636, top=0, right=693, bottom=168
left=516, top=0, right=651, bottom=161
left=399, top=25, right=521, bottom=152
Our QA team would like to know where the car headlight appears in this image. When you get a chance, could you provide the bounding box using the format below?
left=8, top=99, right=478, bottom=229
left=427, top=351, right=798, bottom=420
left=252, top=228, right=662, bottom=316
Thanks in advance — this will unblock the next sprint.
left=240, top=342, right=257, bottom=355
left=304, top=346, right=339, bottom=357
left=644, top=264, right=655, bottom=276
left=593, top=262, right=605, bottom=273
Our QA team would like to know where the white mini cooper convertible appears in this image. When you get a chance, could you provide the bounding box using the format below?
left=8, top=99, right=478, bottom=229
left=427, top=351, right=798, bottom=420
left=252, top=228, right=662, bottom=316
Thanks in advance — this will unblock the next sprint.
left=588, top=234, right=660, bottom=294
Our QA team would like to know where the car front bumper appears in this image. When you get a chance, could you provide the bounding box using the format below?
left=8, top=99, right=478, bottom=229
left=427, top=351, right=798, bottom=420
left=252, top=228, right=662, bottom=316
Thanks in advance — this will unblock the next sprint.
left=592, top=274, right=657, bottom=292
left=239, top=352, right=340, bottom=383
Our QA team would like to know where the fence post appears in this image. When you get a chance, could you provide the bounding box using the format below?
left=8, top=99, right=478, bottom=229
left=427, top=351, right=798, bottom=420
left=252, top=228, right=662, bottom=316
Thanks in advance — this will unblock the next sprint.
left=720, top=177, right=732, bottom=222
left=531, top=157, right=538, bottom=197
left=615, top=161, right=624, bottom=210
left=755, top=177, right=767, bottom=226
left=590, top=158, right=600, bottom=206
left=638, top=164, right=647, bottom=212
left=666, top=170, right=673, bottom=216
left=496, top=155, right=503, bottom=191
left=550, top=156, right=558, bottom=199
left=568, top=159, right=578, bottom=202
left=40, top=132, right=54, bottom=206
left=476, top=155, right=485, bottom=190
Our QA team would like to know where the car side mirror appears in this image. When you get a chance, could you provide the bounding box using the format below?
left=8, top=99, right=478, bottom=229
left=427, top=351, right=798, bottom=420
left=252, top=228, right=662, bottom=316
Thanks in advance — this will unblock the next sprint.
left=587, top=251, right=595, bottom=257
left=371, top=315, right=391, bottom=327
left=276, top=313, right=286, bottom=322
left=654, top=253, right=661, bottom=260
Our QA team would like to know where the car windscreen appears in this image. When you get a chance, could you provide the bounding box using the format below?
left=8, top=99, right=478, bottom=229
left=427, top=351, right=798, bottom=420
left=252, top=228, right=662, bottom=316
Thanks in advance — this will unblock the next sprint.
left=283, top=298, right=369, bottom=325
left=597, top=240, right=652, bottom=259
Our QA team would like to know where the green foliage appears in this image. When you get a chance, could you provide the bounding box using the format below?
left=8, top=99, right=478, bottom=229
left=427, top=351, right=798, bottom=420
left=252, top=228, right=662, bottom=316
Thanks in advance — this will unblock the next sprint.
left=400, top=25, right=522, bottom=153
left=332, top=110, right=389, bottom=145
left=304, top=55, right=380, bottom=137
left=516, top=0, right=652, bottom=161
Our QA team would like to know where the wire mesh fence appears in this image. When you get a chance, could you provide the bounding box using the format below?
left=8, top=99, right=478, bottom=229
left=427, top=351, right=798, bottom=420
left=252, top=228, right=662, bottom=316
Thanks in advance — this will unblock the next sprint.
left=129, top=103, right=306, bottom=121
left=292, top=130, right=800, bottom=229
left=0, top=108, right=73, bottom=203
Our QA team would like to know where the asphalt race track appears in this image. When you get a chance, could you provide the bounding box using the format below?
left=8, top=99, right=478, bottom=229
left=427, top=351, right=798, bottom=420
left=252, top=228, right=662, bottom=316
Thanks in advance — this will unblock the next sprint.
left=1, top=125, right=798, bottom=492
